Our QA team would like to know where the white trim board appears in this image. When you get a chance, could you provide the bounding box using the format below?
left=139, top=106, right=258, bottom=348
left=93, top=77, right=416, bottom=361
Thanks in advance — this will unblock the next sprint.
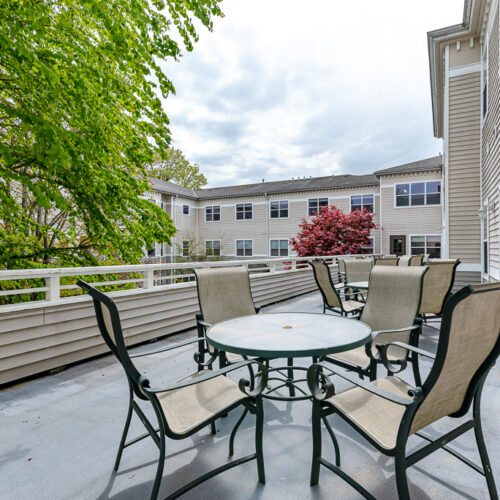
left=457, top=263, right=482, bottom=272
left=449, top=62, right=482, bottom=77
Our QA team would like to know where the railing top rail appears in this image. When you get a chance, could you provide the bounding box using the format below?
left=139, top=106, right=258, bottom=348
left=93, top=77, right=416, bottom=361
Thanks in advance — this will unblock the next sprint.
left=0, top=254, right=373, bottom=281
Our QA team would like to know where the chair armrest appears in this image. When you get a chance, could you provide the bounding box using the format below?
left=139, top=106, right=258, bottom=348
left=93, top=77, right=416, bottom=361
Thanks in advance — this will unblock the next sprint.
left=364, top=325, right=420, bottom=361
left=307, top=362, right=422, bottom=406
left=197, top=318, right=212, bottom=329
left=378, top=341, right=434, bottom=375
left=141, top=359, right=268, bottom=398
left=129, top=337, right=204, bottom=358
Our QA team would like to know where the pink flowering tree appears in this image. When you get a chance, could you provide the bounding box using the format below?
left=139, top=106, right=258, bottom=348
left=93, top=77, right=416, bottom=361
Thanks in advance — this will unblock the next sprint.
left=290, top=205, right=376, bottom=256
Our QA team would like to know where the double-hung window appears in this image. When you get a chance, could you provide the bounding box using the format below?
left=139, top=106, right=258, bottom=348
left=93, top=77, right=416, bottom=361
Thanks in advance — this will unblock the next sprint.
left=236, top=203, right=252, bottom=220
left=270, top=201, right=288, bottom=218
left=351, top=194, right=374, bottom=213
left=206, top=240, right=221, bottom=256
left=236, top=239, right=252, bottom=256
left=205, top=205, right=221, bottom=221
left=395, top=181, right=441, bottom=207
left=182, top=240, right=190, bottom=257
left=270, top=239, right=288, bottom=257
left=410, top=235, right=441, bottom=258
left=308, top=198, right=328, bottom=216
left=362, top=237, right=374, bottom=254
left=182, top=205, right=190, bottom=215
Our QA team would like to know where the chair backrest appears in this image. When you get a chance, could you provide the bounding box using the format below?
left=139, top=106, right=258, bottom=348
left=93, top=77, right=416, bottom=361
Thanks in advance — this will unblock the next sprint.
left=77, top=280, right=148, bottom=400
left=374, top=256, right=399, bottom=266
left=337, top=257, right=347, bottom=275
left=309, top=259, right=341, bottom=309
left=410, top=283, right=500, bottom=434
left=195, top=266, right=257, bottom=324
left=344, top=259, right=372, bottom=283
left=360, top=266, right=428, bottom=347
left=398, top=256, right=411, bottom=266
left=418, top=259, right=460, bottom=315
left=410, top=254, right=424, bottom=266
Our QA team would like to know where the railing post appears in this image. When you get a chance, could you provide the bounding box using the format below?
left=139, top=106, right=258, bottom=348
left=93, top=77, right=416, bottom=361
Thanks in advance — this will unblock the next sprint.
left=291, top=259, right=297, bottom=270
left=46, top=276, right=60, bottom=302
left=144, top=268, right=154, bottom=289
left=269, top=262, right=276, bottom=274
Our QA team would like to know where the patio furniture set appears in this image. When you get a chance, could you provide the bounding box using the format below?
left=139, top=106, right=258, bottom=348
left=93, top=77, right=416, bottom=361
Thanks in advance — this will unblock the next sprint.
left=76, top=254, right=500, bottom=500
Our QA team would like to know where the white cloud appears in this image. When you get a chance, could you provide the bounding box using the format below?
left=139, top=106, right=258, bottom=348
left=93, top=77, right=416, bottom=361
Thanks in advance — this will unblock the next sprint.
left=162, top=0, right=463, bottom=187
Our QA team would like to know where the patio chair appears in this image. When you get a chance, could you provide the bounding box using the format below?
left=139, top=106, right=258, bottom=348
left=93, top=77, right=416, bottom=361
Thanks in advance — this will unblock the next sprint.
left=419, top=259, right=460, bottom=326
left=374, top=255, right=399, bottom=266
left=336, top=257, right=347, bottom=285
left=77, top=280, right=267, bottom=500
left=410, top=254, right=424, bottom=266
left=398, top=255, right=411, bottom=266
left=344, top=259, right=373, bottom=301
left=307, top=282, right=500, bottom=499
left=309, top=260, right=364, bottom=317
left=325, top=266, right=428, bottom=383
left=195, top=266, right=259, bottom=370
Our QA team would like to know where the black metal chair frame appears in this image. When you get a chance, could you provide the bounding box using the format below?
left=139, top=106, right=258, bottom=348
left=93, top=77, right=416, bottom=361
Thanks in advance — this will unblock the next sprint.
left=307, top=284, right=499, bottom=499
left=77, top=280, right=268, bottom=500
left=309, top=259, right=364, bottom=317
left=323, top=267, right=428, bottom=385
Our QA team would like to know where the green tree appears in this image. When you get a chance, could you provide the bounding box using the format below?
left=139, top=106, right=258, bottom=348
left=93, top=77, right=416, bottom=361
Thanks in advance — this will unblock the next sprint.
left=0, top=0, right=222, bottom=268
left=147, top=148, right=207, bottom=189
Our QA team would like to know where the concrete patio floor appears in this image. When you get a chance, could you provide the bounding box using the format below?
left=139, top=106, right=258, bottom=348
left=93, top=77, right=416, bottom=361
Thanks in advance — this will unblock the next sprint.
left=1, top=291, right=499, bottom=499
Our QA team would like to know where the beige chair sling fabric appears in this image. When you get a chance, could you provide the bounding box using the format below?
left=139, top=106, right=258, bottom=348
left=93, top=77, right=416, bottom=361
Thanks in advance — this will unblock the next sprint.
left=410, top=254, right=424, bottom=266
left=419, top=260, right=458, bottom=315
left=195, top=266, right=256, bottom=324
left=310, top=260, right=341, bottom=309
left=398, top=256, right=411, bottom=266
left=332, top=266, right=427, bottom=368
left=344, top=259, right=372, bottom=283
left=374, top=256, right=398, bottom=266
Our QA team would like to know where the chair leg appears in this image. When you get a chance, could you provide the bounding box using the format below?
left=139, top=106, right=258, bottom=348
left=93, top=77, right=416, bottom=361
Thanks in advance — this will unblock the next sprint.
left=310, top=400, right=322, bottom=486
left=473, top=392, right=499, bottom=499
left=368, top=361, right=377, bottom=381
left=151, top=431, right=166, bottom=500
left=255, top=397, right=266, bottom=484
left=411, top=353, right=422, bottom=387
left=229, top=408, right=248, bottom=456
left=114, top=392, right=134, bottom=471
left=394, top=450, right=410, bottom=500
left=210, top=422, right=216, bottom=435
left=287, top=358, right=296, bottom=398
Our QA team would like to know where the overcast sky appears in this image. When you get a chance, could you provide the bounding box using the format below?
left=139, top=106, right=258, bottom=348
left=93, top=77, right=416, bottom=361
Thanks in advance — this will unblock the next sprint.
left=162, top=0, right=464, bottom=188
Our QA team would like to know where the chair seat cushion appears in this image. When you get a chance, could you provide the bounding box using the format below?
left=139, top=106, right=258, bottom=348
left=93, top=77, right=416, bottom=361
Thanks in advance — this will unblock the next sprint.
left=342, top=300, right=365, bottom=313
left=158, top=373, right=246, bottom=435
left=334, top=283, right=345, bottom=290
left=327, top=376, right=413, bottom=449
left=328, top=346, right=371, bottom=369
left=226, top=351, right=243, bottom=362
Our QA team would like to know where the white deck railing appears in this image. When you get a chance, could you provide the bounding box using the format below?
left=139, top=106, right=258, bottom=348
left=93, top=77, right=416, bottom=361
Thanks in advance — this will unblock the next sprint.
left=0, top=254, right=372, bottom=306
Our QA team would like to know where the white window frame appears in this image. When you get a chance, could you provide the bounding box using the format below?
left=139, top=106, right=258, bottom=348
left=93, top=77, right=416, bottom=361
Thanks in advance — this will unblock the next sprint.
left=235, top=203, right=253, bottom=221
left=269, top=200, right=289, bottom=219
left=182, top=204, right=190, bottom=216
left=409, top=234, right=442, bottom=259
left=269, top=239, right=289, bottom=257
left=394, top=181, right=441, bottom=208
left=307, top=198, right=328, bottom=217
left=362, top=236, right=375, bottom=254
left=205, top=239, right=221, bottom=257
left=205, top=205, right=221, bottom=222
left=235, top=239, right=253, bottom=257
left=350, top=194, right=375, bottom=213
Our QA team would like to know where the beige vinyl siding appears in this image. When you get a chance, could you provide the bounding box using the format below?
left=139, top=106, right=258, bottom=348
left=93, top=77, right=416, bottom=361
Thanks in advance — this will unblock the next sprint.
left=482, top=10, right=500, bottom=280
left=379, top=171, right=443, bottom=255
left=447, top=71, right=482, bottom=265
left=0, top=269, right=318, bottom=385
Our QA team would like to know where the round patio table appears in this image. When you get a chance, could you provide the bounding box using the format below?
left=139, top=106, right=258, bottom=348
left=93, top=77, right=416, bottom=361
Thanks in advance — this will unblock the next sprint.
left=207, top=312, right=371, bottom=401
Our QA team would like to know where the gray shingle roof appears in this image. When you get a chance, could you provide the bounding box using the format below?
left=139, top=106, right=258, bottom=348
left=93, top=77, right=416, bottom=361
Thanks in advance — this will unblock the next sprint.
left=147, top=177, right=198, bottom=200
left=374, top=155, right=442, bottom=176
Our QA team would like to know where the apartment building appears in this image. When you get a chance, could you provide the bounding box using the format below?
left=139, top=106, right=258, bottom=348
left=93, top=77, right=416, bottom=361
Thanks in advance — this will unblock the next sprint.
left=428, top=0, right=499, bottom=283
left=144, top=155, right=443, bottom=263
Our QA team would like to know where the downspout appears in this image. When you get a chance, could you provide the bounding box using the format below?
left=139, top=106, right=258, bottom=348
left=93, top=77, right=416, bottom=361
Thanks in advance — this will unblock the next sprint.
left=265, top=193, right=269, bottom=257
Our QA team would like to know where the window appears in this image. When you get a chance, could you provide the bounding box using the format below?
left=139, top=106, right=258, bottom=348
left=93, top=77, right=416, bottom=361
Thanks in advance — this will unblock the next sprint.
left=396, top=181, right=441, bottom=207
left=182, top=240, right=190, bottom=257
left=205, top=240, right=221, bottom=256
left=308, top=198, right=328, bottom=216
left=183, top=205, right=190, bottom=215
left=236, top=203, right=252, bottom=220
left=205, top=205, right=220, bottom=222
left=351, top=194, right=374, bottom=213
left=410, top=235, right=441, bottom=258
left=270, top=200, right=288, bottom=218
left=147, top=248, right=155, bottom=257
left=236, top=239, right=253, bottom=256
left=270, top=239, right=288, bottom=257
left=362, top=237, right=374, bottom=254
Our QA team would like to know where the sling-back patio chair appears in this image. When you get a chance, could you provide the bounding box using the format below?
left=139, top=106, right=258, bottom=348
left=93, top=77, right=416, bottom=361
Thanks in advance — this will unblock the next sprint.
left=77, top=280, right=267, bottom=500
left=336, top=257, right=347, bottom=285
left=307, top=282, right=500, bottom=500
left=343, top=258, right=373, bottom=300
left=410, top=254, right=424, bottom=266
left=195, top=266, right=259, bottom=371
left=309, top=260, right=365, bottom=317
left=374, top=255, right=399, bottom=266
left=398, top=255, right=411, bottom=266
left=325, top=266, right=428, bottom=383
left=419, top=259, right=460, bottom=327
